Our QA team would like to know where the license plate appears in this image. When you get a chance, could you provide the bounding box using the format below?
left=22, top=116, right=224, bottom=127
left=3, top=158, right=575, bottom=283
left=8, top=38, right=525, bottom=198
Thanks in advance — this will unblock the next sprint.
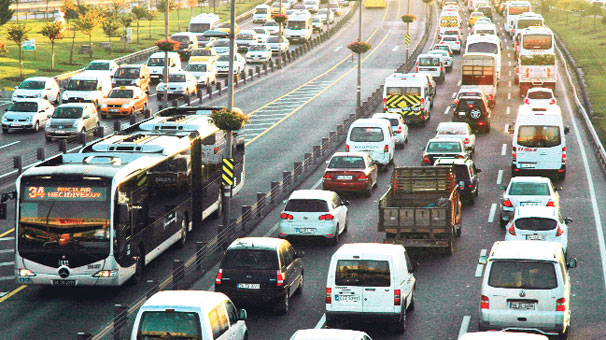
left=458, top=112, right=466, bottom=116
left=519, top=163, right=536, bottom=168
left=237, top=283, right=260, bottom=289
left=387, top=108, right=401, bottom=112
left=509, top=301, right=536, bottom=310
left=296, top=228, right=315, bottom=234
left=110, top=109, right=119, bottom=112
left=335, top=295, right=360, bottom=302
left=526, top=235, right=545, bottom=240
left=337, top=175, right=353, bottom=180
left=52, top=279, right=76, bottom=286
left=519, top=202, right=540, bottom=206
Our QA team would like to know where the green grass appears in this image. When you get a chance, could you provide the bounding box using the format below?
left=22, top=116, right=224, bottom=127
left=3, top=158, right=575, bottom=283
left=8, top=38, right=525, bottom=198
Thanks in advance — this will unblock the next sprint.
left=0, top=0, right=265, bottom=90
left=542, top=8, right=606, bottom=138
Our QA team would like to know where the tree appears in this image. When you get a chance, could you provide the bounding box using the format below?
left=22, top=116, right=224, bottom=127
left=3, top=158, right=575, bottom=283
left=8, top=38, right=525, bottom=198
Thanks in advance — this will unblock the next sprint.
left=588, top=2, right=603, bottom=31
left=5, top=23, right=31, bottom=79
left=120, top=13, right=134, bottom=52
left=73, top=8, right=104, bottom=58
left=131, top=6, right=148, bottom=44
left=421, top=0, right=433, bottom=19
left=102, top=15, right=120, bottom=55
left=40, top=21, right=64, bottom=70
left=146, top=9, right=157, bottom=40
left=0, top=0, right=14, bottom=27
left=572, top=0, right=591, bottom=29
left=556, top=0, right=574, bottom=25
left=187, top=0, right=197, bottom=17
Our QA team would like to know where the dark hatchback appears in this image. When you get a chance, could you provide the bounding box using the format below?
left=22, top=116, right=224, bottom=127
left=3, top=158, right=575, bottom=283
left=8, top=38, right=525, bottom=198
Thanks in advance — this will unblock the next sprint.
left=215, top=237, right=304, bottom=314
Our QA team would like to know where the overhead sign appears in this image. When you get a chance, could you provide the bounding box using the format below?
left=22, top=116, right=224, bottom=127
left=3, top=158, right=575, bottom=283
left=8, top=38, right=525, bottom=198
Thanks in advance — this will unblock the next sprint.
left=22, top=39, right=36, bottom=51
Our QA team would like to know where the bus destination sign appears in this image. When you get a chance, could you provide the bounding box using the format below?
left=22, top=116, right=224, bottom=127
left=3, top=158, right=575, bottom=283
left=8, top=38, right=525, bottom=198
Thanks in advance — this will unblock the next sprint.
left=25, top=186, right=107, bottom=201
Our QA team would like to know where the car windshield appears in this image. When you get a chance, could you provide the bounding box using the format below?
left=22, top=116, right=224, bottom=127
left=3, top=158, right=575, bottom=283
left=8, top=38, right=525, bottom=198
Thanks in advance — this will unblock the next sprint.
left=418, top=57, right=440, bottom=66
left=427, top=142, right=462, bottom=153
left=108, top=89, right=134, bottom=98
left=386, top=87, right=420, bottom=95
left=19, top=80, right=45, bottom=90
left=349, top=127, right=384, bottom=142
left=53, top=107, right=83, bottom=118
left=285, top=199, right=329, bottom=212
left=237, top=33, right=254, bottom=40
left=114, top=68, right=140, bottom=79
left=489, top=260, right=557, bottom=289
left=193, top=49, right=212, bottom=56
left=137, top=311, right=202, bottom=340
left=442, top=37, right=458, bottom=42
left=196, top=34, right=210, bottom=42
left=515, top=217, right=558, bottom=231
left=253, top=29, right=265, bottom=34
left=467, top=42, right=498, bottom=54
left=168, top=74, right=186, bottom=82
left=328, top=156, right=366, bottom=169
left=215, top=39, right=230, bottom=47
left=221, top=249, right=278, bottom=269
left=8, top=102, right=38, bottom=112
left=443, top=31, right=459, bottom=36
left=438, top=125, right=467, bottom=135
left=171, top=36, right=189, bottom=44
left=267, top=36, right=279, bottom=43
left=517, top=125, right=561, bottom=147
left=319, top=9, right=328, bottom=13
left=430, top=51, right=448, bottom=57
left=522, top=34, right=552, bottom=50
left=288, top=21, right=307, bottom=29
left=509, top=182, right=550, bottom=195
left=265, top=21, right=278, bottom=27
left=186, top=63, right=208, bottom=72
left=86, top=62, right=109, bottom=70
left=256, top=7, right=268, bottom=13
left=67, top=79, right=98, bottom=91
left=434, top=45, right=450, bottom=53
left=329, top=3, right=338, bottom=7
left=248, top=45, right=267, bottom=51
left=217, top=55, right=231, bottom=62
left=147, top=58, right=165, bottom=66
left=475, top=29, right=495, bottom=34
left=335, top=260, right=391, bottom=287
left=527, top=91, right=552, bottom=100
left=517, top=19, right=542, bottom=29
left=453, top=164, right=471, bottom=181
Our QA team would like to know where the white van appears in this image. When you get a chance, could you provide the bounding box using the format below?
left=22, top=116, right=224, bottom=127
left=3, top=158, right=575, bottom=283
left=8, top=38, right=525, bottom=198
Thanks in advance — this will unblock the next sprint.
left=478, top=241, right=576, bottom=338
left=131, top=290, right=248, bottom=340
left=253, top=4, right=271, bottom=23
left=512, top=105, right=569, bottom=180
left=286, top=11, right=313, bottom=43
left=61, top=71, right=112, bottom=108
left=146, top=51, right=182, bottom=81
left=416, top=53, right=445, bottom=83
left=325, top=243, right=417, bottom=333
left=383, top=73, right=433, bottom=126
left=189, top=13, right=221, bottom=33
left=345, top=118, right=395, bottom=168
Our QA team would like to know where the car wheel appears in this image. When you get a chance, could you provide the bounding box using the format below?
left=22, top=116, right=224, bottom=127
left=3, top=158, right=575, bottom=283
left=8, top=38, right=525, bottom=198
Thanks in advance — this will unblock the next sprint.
left=54, top=93, right=60, bottom=104
left=277, top=291, right=289, bottom=314
left=177, top=218, right=187, bottom=248
left=558, top=326, right=569, bottom=340
left=325, top=316, right=338, bottom=328
left=445, top=240, right=454, bottom=256
left=455, top=224, right=462, bottom=238
left=330, top=226, right=340, bottom=245
left=32, top=121, right=39, bottom=132
left=405, top=136, right=409, bottom=144
left=499, top=215, right=507, bottom=228
left=558, top=170, right=566, bottom=181
left=343, top=217, right=348, bottom=233
left=393, top=313, right=406, bottom=334
left=210, top=194, right=223, bottom=219
left=362, top=184, right=372, bottom=197
left=295, top=272, right=304, bottom=295
left=2, top=128, right=8, bottom=133
left=45, top=135, right=52, bottom=141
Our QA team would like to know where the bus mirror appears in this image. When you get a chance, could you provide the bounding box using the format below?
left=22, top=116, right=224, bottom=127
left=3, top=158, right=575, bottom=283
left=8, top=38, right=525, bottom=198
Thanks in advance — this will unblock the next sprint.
left=177, top=158, right=189, bottom=172
left=0, top=203, right=6, bottom=220
left=118, top=204, right=130, bottom=223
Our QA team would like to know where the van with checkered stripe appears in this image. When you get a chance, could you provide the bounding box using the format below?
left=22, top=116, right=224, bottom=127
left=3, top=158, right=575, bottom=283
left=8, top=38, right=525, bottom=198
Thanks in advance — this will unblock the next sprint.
left=382, top=73, right=432, bottom=126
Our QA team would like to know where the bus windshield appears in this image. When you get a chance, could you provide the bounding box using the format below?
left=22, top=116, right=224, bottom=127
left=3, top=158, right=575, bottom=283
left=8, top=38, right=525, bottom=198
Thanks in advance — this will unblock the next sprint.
left=517, top=19, right=542, bottom=30
left=288, top=21, right=307, bottom=29
left=18, top=182, right=111, bottom=264
left=189, top=23, right=211, bottom=33
left=467, top=42, right=498, bottom=54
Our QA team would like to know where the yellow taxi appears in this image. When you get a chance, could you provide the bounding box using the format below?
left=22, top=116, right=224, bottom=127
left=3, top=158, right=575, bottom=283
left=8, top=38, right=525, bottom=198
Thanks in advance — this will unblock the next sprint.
left=217, top=22, right=240, bottom=36
left=100, top=86, right=148, bottom=117
left=468, top=11, right=484, bottom=26
left=189, top=47, right=219, bottom=65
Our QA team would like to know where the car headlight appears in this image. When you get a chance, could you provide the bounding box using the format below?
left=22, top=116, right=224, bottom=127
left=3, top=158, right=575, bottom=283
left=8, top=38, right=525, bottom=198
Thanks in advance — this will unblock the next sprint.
left=62, top=93, right=69, bottom=100
left=17, top=268, right=36, bottom=277
left=101, top=103, right=108, bottom=108
left=45, top=120, right=51, bottom=127
left=33, top=93, right=42, bottom=98
left=25, top=116, right=32, bottom=122
left=93, top=270, right=118, bottom=278
left=121, top=104, right=131, bottom=108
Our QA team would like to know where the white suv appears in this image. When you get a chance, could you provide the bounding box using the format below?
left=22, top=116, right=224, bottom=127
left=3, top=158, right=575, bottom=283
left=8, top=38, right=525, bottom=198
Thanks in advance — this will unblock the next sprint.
left=478, top=241, right=577, bottom=338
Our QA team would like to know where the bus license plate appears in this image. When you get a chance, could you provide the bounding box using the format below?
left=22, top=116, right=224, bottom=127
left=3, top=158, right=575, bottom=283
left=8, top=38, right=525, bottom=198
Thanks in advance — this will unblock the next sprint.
left=237, top=283, right=260, bottom=289
left=52, top=280, right=76, bottom=286
left=335, top=295, right=359, bottom=302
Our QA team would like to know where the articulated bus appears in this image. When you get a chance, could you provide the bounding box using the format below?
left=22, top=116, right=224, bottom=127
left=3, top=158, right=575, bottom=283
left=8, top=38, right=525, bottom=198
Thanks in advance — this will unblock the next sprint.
left=13, top=106, right=245, bottom=286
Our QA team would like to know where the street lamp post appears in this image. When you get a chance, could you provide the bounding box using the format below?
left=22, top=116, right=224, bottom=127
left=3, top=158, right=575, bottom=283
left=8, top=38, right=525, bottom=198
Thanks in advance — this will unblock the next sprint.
left=356, top=0, right=362, bottom=110
left=406, top=0, right=410, bottom=62
left=164, top=0, right=169, bottom=108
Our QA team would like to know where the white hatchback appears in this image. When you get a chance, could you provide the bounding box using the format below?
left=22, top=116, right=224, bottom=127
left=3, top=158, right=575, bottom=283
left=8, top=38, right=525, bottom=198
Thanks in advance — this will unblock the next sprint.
left=12, top=77, right=61, bottom=104
left=435, top=122, right=476, bottom=154
left=499, top=176, right=561, bottom=227
left=278, top=190, right=349, bottom=245
left=372, top=113, right=409, bottom=149
left=1, top=98, right=54, bottom=133
left=84, top=59, right=120, bottom=77
left=504, top=207, right=571, bottom=255
left=245, top=43, right=272, bottom=63
left=523, top=87, right=557, bottom=108
left=290, top=329, right=373, bottom=340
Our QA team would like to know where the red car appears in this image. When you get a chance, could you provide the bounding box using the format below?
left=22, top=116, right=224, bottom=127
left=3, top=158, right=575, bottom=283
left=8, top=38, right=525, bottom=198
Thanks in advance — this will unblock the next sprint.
left=322, top=152, right=378, bottom=196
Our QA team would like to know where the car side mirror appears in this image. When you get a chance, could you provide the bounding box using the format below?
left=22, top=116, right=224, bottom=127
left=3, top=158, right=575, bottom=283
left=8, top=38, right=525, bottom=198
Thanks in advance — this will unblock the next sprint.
left=556, top=186, right=563, bottom=191
left=295, top=250, right=305, bottom=258
left=478, top=255, right=488, bottom=265
left=567, top=258, right=577, bottom=269
left=343, top=200, right=350, bottom=206
left=83, top=115, right=90, bottom=119
left=4, top=108, right=7, bottom=112
left=499, top=185, right=506, bottom=190
left=39, top=109, right=44, bottom=113
left=238, top=309, right=248, bottom=320
left=564, top=217, right=573, bottom=224
left=564, top=126, right=570, bottom=134
left=476, top=168, right=482, bottom=173
left=507, top=123, right=515, bottom=134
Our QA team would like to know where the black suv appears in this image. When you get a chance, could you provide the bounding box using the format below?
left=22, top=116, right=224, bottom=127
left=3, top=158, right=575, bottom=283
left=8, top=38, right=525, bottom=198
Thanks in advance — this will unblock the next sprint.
left=215, top=237, right=304, bottom=314
left=453, top=95, right=491, bottom=133
left=434, top=158, right=482, bottom=203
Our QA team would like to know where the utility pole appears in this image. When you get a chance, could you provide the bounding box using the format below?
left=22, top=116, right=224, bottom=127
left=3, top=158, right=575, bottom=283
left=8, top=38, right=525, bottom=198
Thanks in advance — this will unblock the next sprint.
left=406, top=0, right=410, bottom=62
left=222, top=0, right=236, bottom=230
left=356, top=1, right=362, bottom=110
left=278, top=0, right=283, bottom=62
left=164, top=0, right=169, bottom=108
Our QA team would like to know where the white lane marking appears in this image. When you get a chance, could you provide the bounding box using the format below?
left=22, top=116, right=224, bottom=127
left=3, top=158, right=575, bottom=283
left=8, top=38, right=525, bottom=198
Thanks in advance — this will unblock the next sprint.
left=488, top=203, right=497, bottom=223
left=501, top=143, right=507, bottom=156
left=334, top=46, right=343, bottom=52
left=507, top=92, right=511, bottom=100
left=444, top=106, right=451, bottom=115
left=253, top=113, right=289, bottom=117
left=506, top=106, right=511, bottom=115
left=474, top=250, right=487, bottom=278
left=496, top=169, right=504, bottom=185
left=0, top=261, right=14, bottom=267
left=508, top=70, right=512, bottom=76
left=0, top=141, right=20, bottom=150
left=458, top=315, right=471, bottom=339
left=508, top=81, right=512, bottom=87
left=452, top=91, right=457, bottom=98
left=0, top=249, right=13, bottom=254
left=315, top=314, right=326, bottom=329
left=508, top=61, right=512, bottom=67
left=0, top=290, right=8, bottom=295
left=508, top=53, right=512, bottom=58
left=457, top=79, right=462, bottom=86
left=562, top=80, right=606, bottom=290
left=246, top=122, right=277, bottom=127
left=392, top=46, right=399, bottom=52
left=0, top=237, right=14, bottom=241
left=504, top=124, right=509, bottom=134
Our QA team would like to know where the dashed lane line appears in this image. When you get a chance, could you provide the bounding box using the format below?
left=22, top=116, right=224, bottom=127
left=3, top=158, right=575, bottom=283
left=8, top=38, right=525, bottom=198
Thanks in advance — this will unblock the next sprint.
left=475, top=249, right=487, bottom=278
left=496, top=169, right=504, bottom=186
left=458, top=316, right=471, bottom=339
left=488, top=203, right=497, bottom=223
left=501, top=143, right=507, bottom=156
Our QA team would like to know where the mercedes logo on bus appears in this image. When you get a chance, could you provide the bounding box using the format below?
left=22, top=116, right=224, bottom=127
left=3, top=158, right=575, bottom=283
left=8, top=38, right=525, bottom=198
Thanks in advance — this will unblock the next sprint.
left=58, top=267, right=70, bottom=279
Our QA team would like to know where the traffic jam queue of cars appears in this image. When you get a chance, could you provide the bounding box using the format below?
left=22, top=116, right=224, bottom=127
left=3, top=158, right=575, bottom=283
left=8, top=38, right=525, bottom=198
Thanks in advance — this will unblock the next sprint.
left=1, top=1, right=580, bottom=340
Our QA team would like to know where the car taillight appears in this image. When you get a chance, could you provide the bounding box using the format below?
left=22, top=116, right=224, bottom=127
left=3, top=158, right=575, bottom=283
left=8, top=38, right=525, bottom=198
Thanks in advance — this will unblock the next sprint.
left=547, top=200, right=555, bottom=207
left=508, top=224, right=516, bottom=236
left=489, top=94, right=494, bottom=101
left=280, top=212, right=293, bottom=220
left=416, top=67, right=419, bottom=72
left=326, top=288, right=332, bottom=304
left=455, top=41, right=460, bottom=44
left=478, top=121, right=485, bottom=126
left=480, top=295, right=489, bottom=309
left=422, top=155, right=431, bottom=164
left=503, top=199, right=512, bottom=207
left=562, top=147, right=566, bottom=163
left=453, top=99, right=459, bottom=105
left=468, top=104, right=474, bottom=109
left=556, top=224, right=564, bottom=236
left=440, top=66, right=444, bottom=72
left=323, top=173, right=332, bottom=180
left=420, top=98, right=425, bottom=104
left=556, top=298, right=566, bottom=311
left=396, top=126, right=403, bottom=133
left=384, top=145, right=389, bottom=153
left=550, top=98, right=556, bottom=105
left=464, top=137, right=470, bottom=145
left=215, top=269, right=223, bottom=284
left=319, top=214, right=334, bottom=220
left=456, top=155, right=465, bottom=159
left=345, top=144, right=350, bottom=152
left=277, top=271, right=285, bottom=286
left=358, top=173, right=368, bottom=180
left=524, top=98, right=530, bottom=105
left=394, top=289, right=401, bottom=306
left=383, top=97, right=387, bottom=102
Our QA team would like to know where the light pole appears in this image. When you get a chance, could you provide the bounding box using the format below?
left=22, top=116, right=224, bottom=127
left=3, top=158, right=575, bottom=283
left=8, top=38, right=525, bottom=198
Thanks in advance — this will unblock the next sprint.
left=356, top=0, right=362, bottom=110
left=406, top=0, right=410, bottom=62
left=278, top=0, right=283, bottom=62
left=222, top=0, right=236, bottom=230
left=164, top=0, right=169, bottom=108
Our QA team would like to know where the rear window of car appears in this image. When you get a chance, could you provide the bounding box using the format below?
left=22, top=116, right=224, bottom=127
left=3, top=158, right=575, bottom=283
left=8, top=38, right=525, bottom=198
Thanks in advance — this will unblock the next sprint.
left=221, top=249, right=279, bottom=269
left=335, top=260, right=391, bottom=287
left=527, top=91, right=553, bottom=100
left=427, top=142, right=462, bottom=153
left=137, top=311, right=202, bottom=339
left=418, top=57, right=440, bottom=66
left=442, top=37, right=457, bottom=41
left=437, top=125, right=466, bottom=135
left=515, top=217, right=558, bottom=231
left=488, top=260, right=557, bottom=289
left=328, top=156, right=366, bottom=169
left=386, top=87, right=421, bottom=96
left=285, top=199, right=329, bottom=212
left=349, top=127, right=384, bottom=142
left=457, top=99, right=485, bottom=110
left=453, top=164, right=471, bottom=180
left=517, top=125, right=561, bottom=147
left=508, top=182, right=550, bottom=195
